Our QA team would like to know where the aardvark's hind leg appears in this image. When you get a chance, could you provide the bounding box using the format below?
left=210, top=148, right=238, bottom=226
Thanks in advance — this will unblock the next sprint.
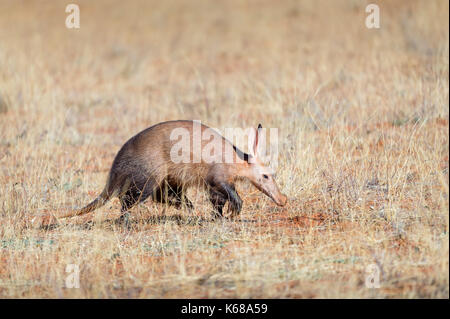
left=153, top=182, right=194, bottom=211
left=117, top=177, right=156, bottom=227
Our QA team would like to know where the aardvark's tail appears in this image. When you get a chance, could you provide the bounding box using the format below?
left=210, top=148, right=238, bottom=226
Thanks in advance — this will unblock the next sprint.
left=59, top=188, right=110, bottom=218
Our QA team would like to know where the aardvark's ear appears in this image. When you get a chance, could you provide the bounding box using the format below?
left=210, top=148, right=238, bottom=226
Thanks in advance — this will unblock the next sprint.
left=250, top=124, right=263, bottom=157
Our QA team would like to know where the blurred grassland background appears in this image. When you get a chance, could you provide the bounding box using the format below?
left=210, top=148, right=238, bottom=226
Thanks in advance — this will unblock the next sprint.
left=0, top=0, right=448, bottom=298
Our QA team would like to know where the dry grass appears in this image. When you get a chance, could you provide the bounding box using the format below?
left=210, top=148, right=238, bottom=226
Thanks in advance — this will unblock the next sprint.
left=0, top=0, right=448, bottom=298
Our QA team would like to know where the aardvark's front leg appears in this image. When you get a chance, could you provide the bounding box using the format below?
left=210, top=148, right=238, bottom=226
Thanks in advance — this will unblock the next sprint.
left=216, top=182, right=242, bottom=218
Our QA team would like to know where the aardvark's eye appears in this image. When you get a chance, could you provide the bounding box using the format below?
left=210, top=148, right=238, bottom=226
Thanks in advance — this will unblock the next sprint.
left=263, top=174, right=269, bottom=179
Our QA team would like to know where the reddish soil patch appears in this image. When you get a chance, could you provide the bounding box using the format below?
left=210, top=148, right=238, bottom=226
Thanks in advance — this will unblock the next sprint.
left=256, top=206, right=337, bottom=229
left=435, top=118, right=449, bottom=127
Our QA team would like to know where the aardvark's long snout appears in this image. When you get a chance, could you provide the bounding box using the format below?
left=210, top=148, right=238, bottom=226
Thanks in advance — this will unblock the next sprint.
left=256, top=183, right=287, bottom=207
left=274, top=193, right=287, bottom=206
